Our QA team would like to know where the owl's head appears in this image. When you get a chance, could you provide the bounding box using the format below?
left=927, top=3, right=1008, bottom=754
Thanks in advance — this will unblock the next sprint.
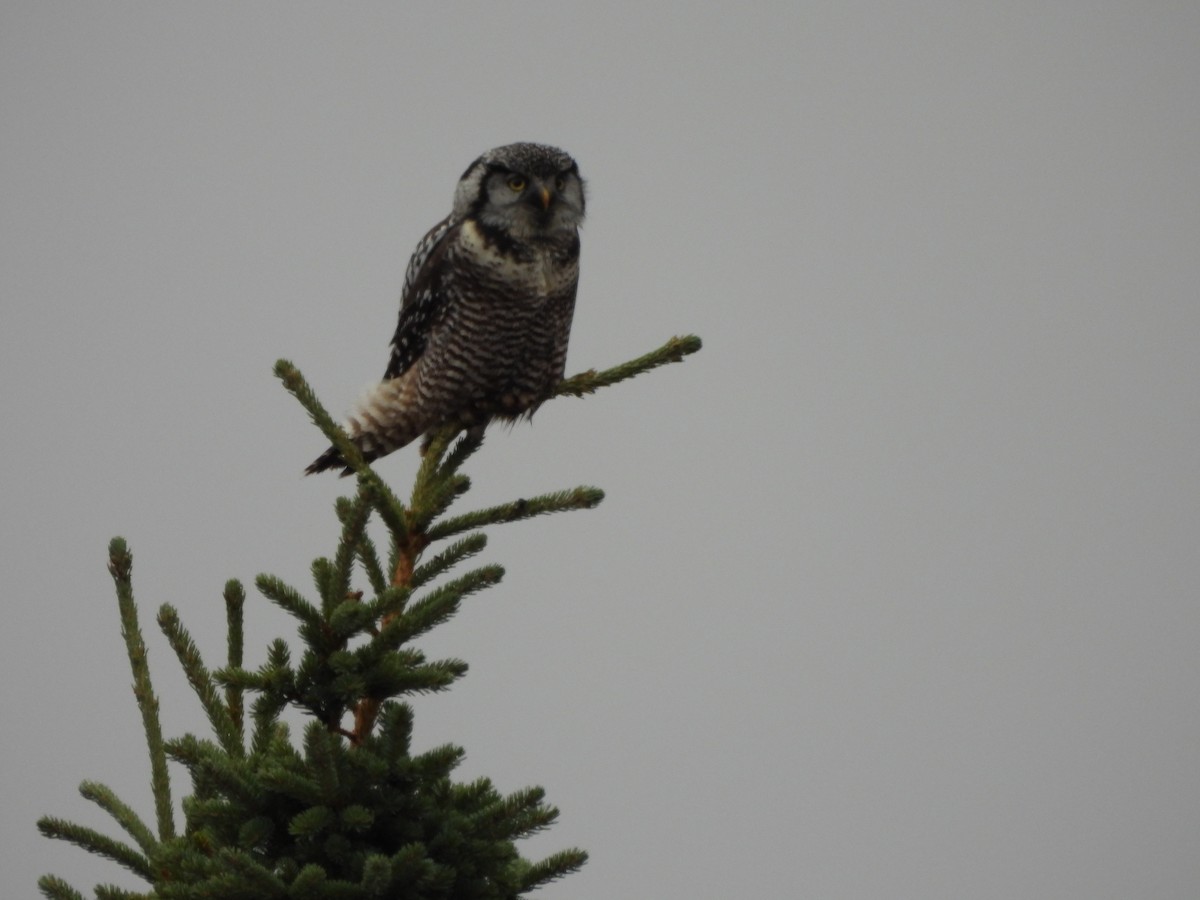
left=454, top=143, right=585, bottom=239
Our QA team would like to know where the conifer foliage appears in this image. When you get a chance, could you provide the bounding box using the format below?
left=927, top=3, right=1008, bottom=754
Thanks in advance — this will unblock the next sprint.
left=38, top=336, right=701, bottom=900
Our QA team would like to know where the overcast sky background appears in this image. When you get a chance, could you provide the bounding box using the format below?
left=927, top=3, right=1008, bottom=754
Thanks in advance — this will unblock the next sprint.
left=3, top=3, right=1199, bottom=898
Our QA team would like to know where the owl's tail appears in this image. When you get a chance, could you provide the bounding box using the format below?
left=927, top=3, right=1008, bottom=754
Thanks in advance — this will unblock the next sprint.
left=304, top=430, right=402, bottom=477
left=304, top=377, right=431, bottom=476
left=304, top=446, right=356, bottom=477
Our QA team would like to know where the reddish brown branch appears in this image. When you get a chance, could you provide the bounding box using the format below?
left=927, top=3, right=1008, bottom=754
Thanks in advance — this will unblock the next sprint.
left=349, top=532, right=428, bottom=745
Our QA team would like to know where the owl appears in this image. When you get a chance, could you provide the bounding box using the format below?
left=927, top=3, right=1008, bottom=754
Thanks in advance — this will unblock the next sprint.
left=306, top=142, right=586, bottom=475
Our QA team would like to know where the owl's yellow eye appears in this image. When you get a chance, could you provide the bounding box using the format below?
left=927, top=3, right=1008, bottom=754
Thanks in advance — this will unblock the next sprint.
left=507, top=176, right=526, bottom=192
left=555, top=175, right=566, bottom=191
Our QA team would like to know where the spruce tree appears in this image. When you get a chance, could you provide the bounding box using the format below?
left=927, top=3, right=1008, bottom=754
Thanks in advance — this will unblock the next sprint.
left=37, top=336, right=701, bottom=900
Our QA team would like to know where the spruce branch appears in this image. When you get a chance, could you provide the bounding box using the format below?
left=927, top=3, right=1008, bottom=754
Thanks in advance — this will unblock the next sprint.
left=208, top=848, right=289, bottom=897
left=36, top=818, right=152, bottom=881
left=327, top=596, right=378, bottom=641
left=415, top=427, right=459, bottom=485
left=257, top=765, right=324, bottom=810
left=555, top=333, right=702, bottom=398
left=93, top=887, right=151, bottom=900
left=435, top=429, right=485, bottom=480
left=386, top=565, right=505, bottom=645
left=274, top=358, right=409, bottom=540
left=304, top=721, right=342, bottom=801
left=249, top=696, right=291, bottom=759
left=409, top=532, right=488, bottom=591
left=165, top=734, right=260, bottom=806
left=356, top=533, right=388, bottom=598
left=488, top=787, right=558, bottom=840
left=78, top=781, right=157, bottom=855
left=357, top=475, right=410, bottom=546
left=158, top=604, right=243, bottom=756
left=248, top=639, right=294, bottom=756
left=358, top=583, right=411, bottom=625
left=360, top=853, right=391, bottom=893
left=328, top=492, right=371, bottom=614
left=107, top=538, right=175, bottom=841
left=274, top=358, right=367, bottom=475
left=357, top=646, right=457, bottom=699
left=223, top=580, right=245, bottom=747
left=426, top=487, right=605, bottom=543
left=254, top=574, right=322, bottom=631
left=310, top=556, right=336, bottom=610
left=520, top=847, right=591, bottom=891
left=36, top=875, right=86, bottom=900
left=410, top=742, right=467, bottom=781
left=409, top=472, right=471, bottom=534
left=407, top=429, right=479, bottom=518
left=337, top=496, right=387, bottom=596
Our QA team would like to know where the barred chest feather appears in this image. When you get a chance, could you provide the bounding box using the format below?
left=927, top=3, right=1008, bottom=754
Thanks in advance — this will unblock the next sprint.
left=457, top=220, right=579, bottom=299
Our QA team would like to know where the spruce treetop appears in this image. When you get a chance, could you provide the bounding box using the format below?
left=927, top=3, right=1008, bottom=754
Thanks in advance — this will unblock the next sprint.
left=38, top=335, right=700, bottom=900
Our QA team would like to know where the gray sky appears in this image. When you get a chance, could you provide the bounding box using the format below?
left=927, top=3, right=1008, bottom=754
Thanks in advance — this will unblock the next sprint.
left=3, top=3, right=1199, bottom=897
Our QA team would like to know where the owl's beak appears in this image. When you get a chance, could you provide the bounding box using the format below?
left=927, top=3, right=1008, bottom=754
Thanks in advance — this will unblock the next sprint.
left=539, top=186, right=552, bottom=209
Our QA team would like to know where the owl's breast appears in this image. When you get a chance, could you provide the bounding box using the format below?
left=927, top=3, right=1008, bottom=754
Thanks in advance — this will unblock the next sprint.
left=458, top=220, right=578, bottom=299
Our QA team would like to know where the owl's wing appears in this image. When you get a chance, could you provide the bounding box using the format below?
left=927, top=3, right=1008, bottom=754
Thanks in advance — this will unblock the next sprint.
left=383, top=217, right=457, bottom=381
